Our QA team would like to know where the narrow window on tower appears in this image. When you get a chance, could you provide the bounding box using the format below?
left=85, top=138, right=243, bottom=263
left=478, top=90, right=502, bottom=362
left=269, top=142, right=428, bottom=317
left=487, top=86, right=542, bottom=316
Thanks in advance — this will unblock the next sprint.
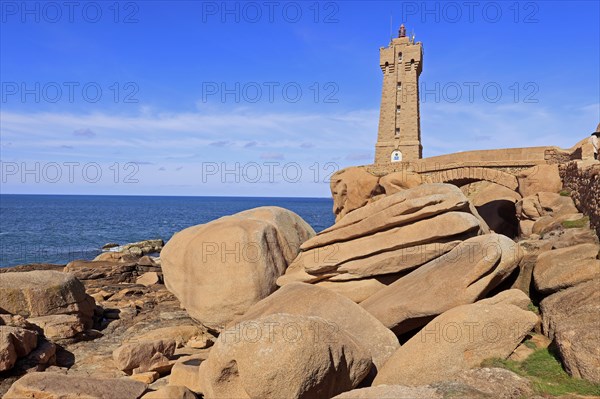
left=385, top=61, right=389, bottom=73
left=395, top=128, right=400, bottom=137
left=398, top=52, right=403, bottom=62
left=397, top=82, right=402, bottom=90
left=396, top=105, right=401, bottom=113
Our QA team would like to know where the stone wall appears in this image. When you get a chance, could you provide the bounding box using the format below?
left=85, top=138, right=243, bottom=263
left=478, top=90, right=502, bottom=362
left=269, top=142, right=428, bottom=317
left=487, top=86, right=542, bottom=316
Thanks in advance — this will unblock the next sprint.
left=559, top=161, right=600, bottom=237
left=367, top=146, right=555, bottom=177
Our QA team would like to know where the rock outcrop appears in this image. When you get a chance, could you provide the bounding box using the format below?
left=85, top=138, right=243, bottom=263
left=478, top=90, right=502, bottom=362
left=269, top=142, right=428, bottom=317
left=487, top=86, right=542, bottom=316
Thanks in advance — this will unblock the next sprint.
left=64, top=256, right=163, bottom=290
left=230, top=283, right=399, bottom=371
left=169, top=355, right=204, bottom=392
left=137, top=271, right=161, bottom=286
left=378, top=170, right=423, bottom=194
left=113, top=339, right=177, bottom=374
left=533, top=243, right=600, bottom=294
left=27, top=315, right=85, bottom=341
left=161, top=207, right=315, bottom=331
left=517, top=164, right=563, bottom=197
left=99, top=239, right=164, bottom=258
left=278, top=184, right=490, bottom=301
left=199, top=313, right=372, bottom=399
left=3, top=372, right=147, bottom=399
left=516, top=192, right=581, bottom=237
left=142, top=385, right=198, bottom=399
left=372, top=291, right=538, bottom=386
left=335, top=368, right=533, bottom=399
left=64, top=260, right=138, bottom=282
left=361, top=234, right=523, bottom=334
left=0, top=271, right=94, bottom=329
left=540, top=279, right=600, bottom=383
left=0, top=326, right=38, bottom=372
left=330, top=167, right=382, bottom=221
left=133, top=325, right=208, bottom=348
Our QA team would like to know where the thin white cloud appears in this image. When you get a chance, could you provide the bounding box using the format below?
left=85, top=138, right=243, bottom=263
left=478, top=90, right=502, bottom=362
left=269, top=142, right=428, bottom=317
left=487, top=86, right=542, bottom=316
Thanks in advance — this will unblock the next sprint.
left=260, top=152, right=285, bottom=160
left=421, top=101, right=597, bottom=156
left=73, top=128, right=96, bottom=138
left=1, top=103, right=596, bottom=196
left=0, top=109, right=379, bottom=156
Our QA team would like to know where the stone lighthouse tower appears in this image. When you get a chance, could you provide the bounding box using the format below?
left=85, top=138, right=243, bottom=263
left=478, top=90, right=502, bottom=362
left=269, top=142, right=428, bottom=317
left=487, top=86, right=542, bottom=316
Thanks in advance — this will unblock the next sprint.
left=374, top=24, right=423, bottom=164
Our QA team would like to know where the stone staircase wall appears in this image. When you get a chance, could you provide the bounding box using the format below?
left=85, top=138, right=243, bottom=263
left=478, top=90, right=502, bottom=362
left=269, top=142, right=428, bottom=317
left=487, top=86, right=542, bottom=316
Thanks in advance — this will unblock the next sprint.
left=560, top=161, right=600, bottom=237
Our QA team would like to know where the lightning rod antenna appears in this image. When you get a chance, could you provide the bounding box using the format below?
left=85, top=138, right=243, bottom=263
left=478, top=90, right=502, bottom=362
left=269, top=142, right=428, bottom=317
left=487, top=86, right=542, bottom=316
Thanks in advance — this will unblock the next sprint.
left=390, top=13, right=393, bottom=43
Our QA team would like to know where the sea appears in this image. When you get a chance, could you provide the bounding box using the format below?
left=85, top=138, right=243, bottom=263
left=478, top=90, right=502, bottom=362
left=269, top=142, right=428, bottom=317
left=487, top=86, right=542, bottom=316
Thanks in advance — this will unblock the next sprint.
left=0, top=195, right=335, bottom=268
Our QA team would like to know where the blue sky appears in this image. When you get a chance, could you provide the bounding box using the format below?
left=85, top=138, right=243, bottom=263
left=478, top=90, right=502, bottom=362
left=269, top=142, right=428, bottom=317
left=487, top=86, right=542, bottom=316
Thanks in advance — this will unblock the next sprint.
left=1, top=0, right=598, bottom=197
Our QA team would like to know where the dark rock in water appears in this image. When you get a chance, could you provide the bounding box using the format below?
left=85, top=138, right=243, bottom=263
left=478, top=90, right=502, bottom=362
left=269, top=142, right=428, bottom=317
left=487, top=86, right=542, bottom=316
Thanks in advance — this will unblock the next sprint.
left=122, top=239, right=164, bottom=256
left=97, top=239, right=164, bottom=259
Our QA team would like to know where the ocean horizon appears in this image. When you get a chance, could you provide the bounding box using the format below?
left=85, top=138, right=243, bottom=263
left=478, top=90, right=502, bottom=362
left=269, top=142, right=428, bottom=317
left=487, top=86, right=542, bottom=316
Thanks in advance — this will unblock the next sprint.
left=0, top=194, right=335, bottom=268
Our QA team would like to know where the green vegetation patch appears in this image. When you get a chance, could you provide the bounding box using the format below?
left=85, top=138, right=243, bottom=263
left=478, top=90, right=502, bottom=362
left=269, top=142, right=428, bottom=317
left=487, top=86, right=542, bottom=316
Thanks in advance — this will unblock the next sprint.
left=527, top=303, right=540, bottom=315
left=561, top=216, right=590, bottom=229
left=559, top=189, right=572, bottom=197
left=482, top=348, right=600, bottom=396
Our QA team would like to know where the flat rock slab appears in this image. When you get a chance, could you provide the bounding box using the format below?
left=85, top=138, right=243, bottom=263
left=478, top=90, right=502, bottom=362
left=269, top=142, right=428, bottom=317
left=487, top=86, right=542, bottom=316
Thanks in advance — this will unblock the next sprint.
left=142, top=385, right=197, bottom=399
left=533, top=243, right=600, bottom=294
left=335, top=367, right=532, bottom=399
left=28, top=314, right=85, bottom=340
left=304, top=183, right=474, bottom=250
left=278, top=184, right=490, bottom=295
left=113, top=338, right=176, bottom=373
left=3, top=372, right=147, bottom=399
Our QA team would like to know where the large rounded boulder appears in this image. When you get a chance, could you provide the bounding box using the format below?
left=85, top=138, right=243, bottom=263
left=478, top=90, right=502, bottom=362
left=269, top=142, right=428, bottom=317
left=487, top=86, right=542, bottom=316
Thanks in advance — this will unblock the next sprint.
left=230, top=282, right=400, bottom=372
left=330, top=166, right=382, bottom=221
left=161, top=207, right=315, bottom=331
left=199, top=313, right=372, bottom=399
left=373, top=291, right=538, bottom=387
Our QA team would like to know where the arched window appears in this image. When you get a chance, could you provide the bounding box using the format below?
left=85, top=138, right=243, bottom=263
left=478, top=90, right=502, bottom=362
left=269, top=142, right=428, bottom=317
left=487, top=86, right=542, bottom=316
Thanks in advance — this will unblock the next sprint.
left=385, top=61, right=389, bottom=73
left=398, top=52, right=403, bottom=62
